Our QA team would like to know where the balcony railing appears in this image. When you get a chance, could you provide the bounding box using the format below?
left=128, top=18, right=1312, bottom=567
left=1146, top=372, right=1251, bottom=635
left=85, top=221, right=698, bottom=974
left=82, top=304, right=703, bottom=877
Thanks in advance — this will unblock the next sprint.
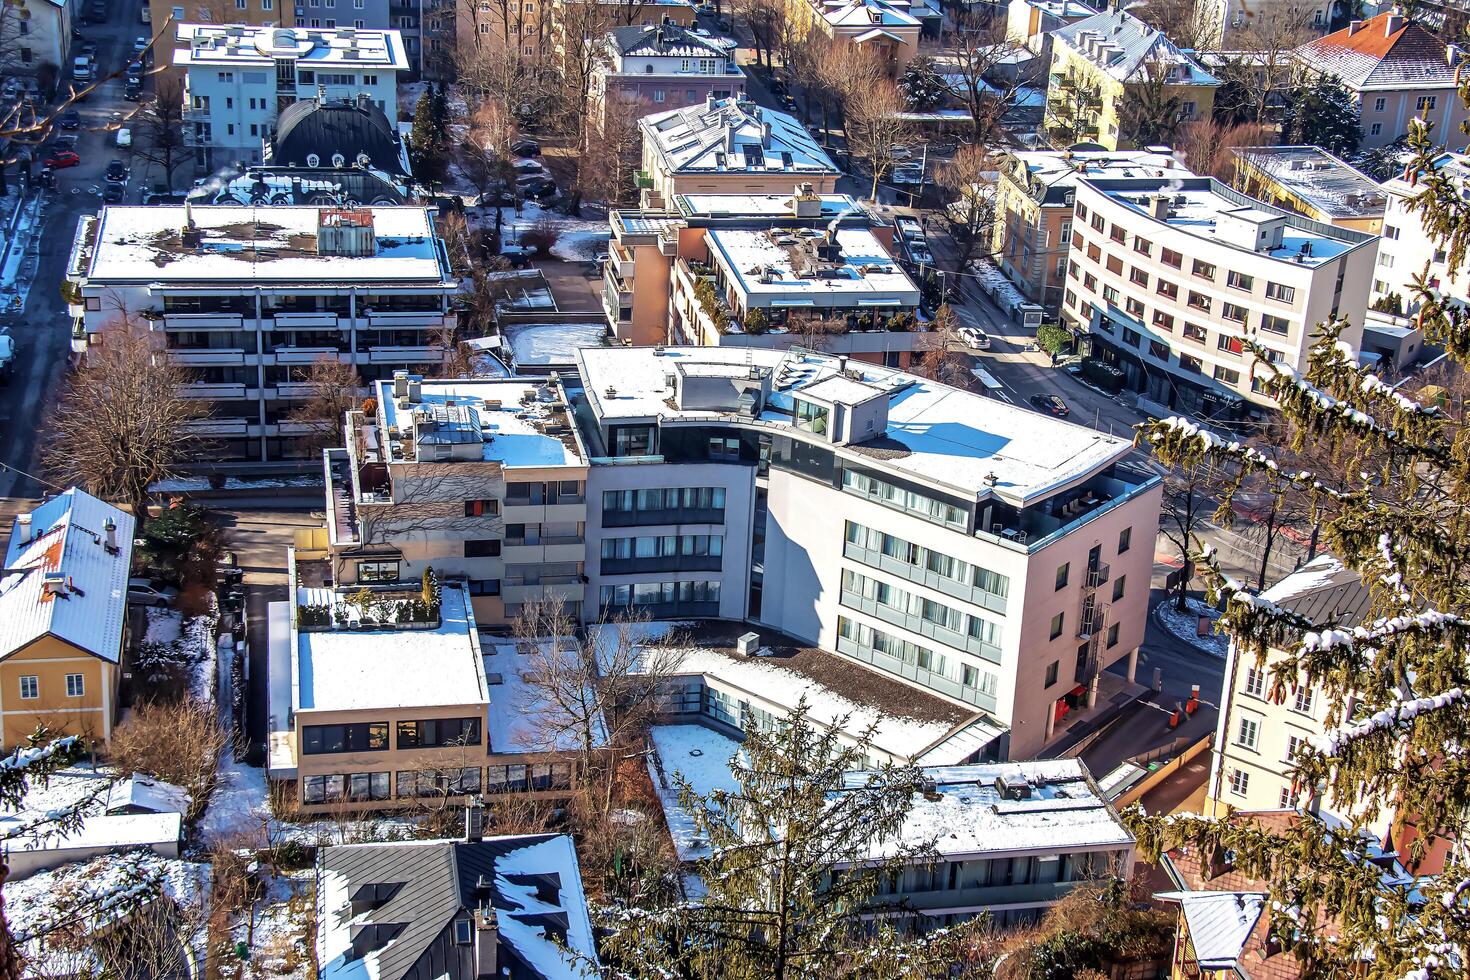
left=1085, top=564, right=1110, bottom=589
left=167, top=347, right=247, bottom=366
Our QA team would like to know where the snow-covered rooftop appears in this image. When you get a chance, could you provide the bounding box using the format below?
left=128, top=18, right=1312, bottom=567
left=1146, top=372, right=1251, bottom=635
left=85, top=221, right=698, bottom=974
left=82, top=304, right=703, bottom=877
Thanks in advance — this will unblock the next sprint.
left=1232, top=146, right=1387, bottom=220
left=482, top=639, right=607, bottom=755
left=1295, top=11, right=1459, bottom=91
left=642, top=96, right=839, bottom=177
left=1257, top=554, right=1372, bottom=627
left=1156, top=890, right=1266, bottom=970
left=505, top=320, right=609, bottom=369
left=0, top=489, right=134, bottom=664
left=6, top=812, right=182, bottom=858
left=648, top=724, right=744, bottom=861
left=674, top=192, right=864, bottom=220
left=1054, top=8, right=1219, bottom=85
left=105, top=773, right=191, bottom=817
left=1008, top=148, right=1187, bottom=205
left=1084, top=177, right=1375, bottom=266
left=83, top=206, right=450, bottom=284
left=295, top=581, right=488, bottom=713
left=374, top=378, right=586, bottom=467
left=820, top=0, right=921, bottom=29
left=175, top=23, right=409, bottom=71
left=706, top=226, right=919, bottom=305
left=576, top=347, right=1135, bottom=505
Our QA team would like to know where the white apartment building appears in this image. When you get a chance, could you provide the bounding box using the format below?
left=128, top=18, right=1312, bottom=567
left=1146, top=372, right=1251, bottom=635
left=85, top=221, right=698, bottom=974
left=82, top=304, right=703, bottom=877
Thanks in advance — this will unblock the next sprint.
left=1064, top=176, right=1377, bottom=421
left=65, top=205, right=458, bottom=465
left=175, top=23, right=408, bottom=168
left=1371, top=151, right=1468, bottom=314
left=569, top=346, right=1162, bottom=760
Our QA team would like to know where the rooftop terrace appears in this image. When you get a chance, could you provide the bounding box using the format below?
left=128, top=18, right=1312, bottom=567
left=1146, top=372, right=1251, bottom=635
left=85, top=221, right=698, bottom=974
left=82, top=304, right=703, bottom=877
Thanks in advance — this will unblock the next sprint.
left=706, top=226, right=918, bottom=303
left=175, top=23, right=408, bottom=70
left=370, top=377, right=585, bottom=468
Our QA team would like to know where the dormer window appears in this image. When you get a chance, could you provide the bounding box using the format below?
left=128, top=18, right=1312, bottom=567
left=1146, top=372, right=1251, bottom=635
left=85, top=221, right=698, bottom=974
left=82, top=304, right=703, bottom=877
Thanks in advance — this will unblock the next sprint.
left=454, top=918, right=473, bottom=944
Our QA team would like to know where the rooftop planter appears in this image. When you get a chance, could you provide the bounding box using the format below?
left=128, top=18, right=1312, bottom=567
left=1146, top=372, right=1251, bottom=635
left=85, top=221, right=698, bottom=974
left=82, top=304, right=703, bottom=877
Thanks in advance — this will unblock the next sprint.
left=296, top=568, right=443, bottom=632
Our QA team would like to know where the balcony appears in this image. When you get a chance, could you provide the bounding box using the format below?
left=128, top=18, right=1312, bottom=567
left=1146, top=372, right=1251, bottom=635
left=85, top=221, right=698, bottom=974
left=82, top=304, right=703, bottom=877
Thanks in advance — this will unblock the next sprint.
left=367, top=345, right=442, bottom=363
left=842, top=540, right=1007, bottom=616
left=163, top=312, right=244, bottom=330
left=272, top=381, right=317, bottom=400
left=599, top=554, right=723, bottom=576
left=838, top=590, right=1003, bottom=666
left=273, top=346, right=345, bottom=364
left=501, top=502, right=587, bottom=526
left=1085, top=564, right=1110, bottom=589
left=271, top=311, right=342, bottom=329
left=600, top=507, right=724, bottom=528
left=168, top=347, right=247, bottom=366
left=179, top=382, right=248, bottom=399
left=184, top=417, right=250, bottom=435
left=367, top=310, right=445, bottom=329
left=835, top=634, right=997, bottom=713
left=1076, top=602, right=1106, bottom=640
left=503, top=580, right=585, bottom=605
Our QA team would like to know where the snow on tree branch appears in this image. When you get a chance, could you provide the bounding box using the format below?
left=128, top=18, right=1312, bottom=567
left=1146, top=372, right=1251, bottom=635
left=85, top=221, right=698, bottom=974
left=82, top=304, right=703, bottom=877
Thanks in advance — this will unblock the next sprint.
left=0, top=735, right=79, bottom=775
left=1311, top=687, right=1467, bottom=757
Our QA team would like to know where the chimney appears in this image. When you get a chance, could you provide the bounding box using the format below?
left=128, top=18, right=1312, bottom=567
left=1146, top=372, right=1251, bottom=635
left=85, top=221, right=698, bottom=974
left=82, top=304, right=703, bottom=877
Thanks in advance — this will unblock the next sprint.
left=791, top=182, right=821, bottom=218
left=408, top=379, right=423, bottom=402
left=465, top=800, right=485, bottom=842
left=1151, top=194, right=1170, bottom=220
left=1348, top=19, right=1365, bottom=34
left=182, top=201, right=202, bottom=249
left=15, top=513, right=31, bottom=545
left=392, top=370, right=410, bottom=398
left=473, top=905, right=499, bottom=979
left=104, top=518, right=119, bottom=554
left=1384, top=8, right=1405, bottom=35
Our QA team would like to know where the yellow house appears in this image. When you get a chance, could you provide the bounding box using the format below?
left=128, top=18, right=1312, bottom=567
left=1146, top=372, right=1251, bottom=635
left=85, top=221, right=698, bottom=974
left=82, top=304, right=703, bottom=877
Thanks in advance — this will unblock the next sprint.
left=0, top=490, right=135, bottom=749
left=1231, top=145, right=1387, bottom=234
left=785, top=0, right=923, bottom=71
left=1045, top=8, right=1220, bottom=150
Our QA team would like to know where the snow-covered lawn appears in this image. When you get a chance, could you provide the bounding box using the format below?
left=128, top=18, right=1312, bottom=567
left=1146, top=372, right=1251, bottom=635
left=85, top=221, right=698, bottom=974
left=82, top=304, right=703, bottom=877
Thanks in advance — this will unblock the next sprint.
left=502, top=200, right=611, bottom=262
left=235, top=869, right=316, bottom=978
left=1154, top=596, right=1230, bottom=658
left=141, top=603, right=220, bottom=705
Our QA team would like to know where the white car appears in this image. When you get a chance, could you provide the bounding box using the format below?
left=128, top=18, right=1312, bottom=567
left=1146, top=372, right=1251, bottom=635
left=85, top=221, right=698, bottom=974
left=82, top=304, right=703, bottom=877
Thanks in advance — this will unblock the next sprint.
left=127, top=578, right=179, bottom=607
left=958, top=327, right=991, bottom=350
left=889, top=146, right=913, bottom=161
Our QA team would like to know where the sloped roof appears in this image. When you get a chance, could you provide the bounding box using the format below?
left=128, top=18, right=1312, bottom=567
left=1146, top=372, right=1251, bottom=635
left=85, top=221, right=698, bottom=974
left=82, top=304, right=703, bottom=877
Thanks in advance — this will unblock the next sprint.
left=821, top=0, right=921, bottom=29
left=0, top=490, right=134, bottom=663
left=318, top=833, right=599, bottom=980
left=105, top=773, right=192, bottom=816
left=1054, top=8, right=1219, bottom=85
left=1295, top=12, right=1459, bottom=90
left=1157, top=890, right=1266, bottom=969
left=271, top=97, right=409, bottom=178
left=1258, top=554, right=1373, bottom=628
left=609, top=23, right=728, bottom=58
left=642, top=96, right=840, bottom=176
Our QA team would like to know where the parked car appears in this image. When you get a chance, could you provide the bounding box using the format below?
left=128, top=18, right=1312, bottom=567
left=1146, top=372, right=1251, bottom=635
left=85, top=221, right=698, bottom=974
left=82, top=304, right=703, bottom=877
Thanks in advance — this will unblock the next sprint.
left=127, top=578, right=179, bottom=607
left=716, top=17, right=732, bottom=30
left=116, top=127, right=132, bottom=148
left=906, top=245, right=935, bottom=267
left=957, top=327, right=990, bottom=350
left=103, top=183, right=125, bottom=203
left=80, top=40, right=99, bottom=59
left=124, top=78, right=142, bottom=101
left=1029, top=392, right=1070, bottom=417
left=499, top=243, right=533, bottom=268
left=105, top=159, right=128, bottom=182
left=889, top=146, right=913, bottom=161
left=523, top=179, right=558, bottom=200
left=44, top=151, right=80, bottom=169
left=695, top=2, right=717, bottom=14
left=133, top=37, right=151, bottom=58
left=58, top=108, right=81, bottom=129
left=891, top=165, right=926, bottom=185
left=510, top=138, right=540, bottom=157
left=72, top=56, right=94, bottom=83
left=0, top=332, right=14, bottom=381
left=48, top=134, right=78, bottom=153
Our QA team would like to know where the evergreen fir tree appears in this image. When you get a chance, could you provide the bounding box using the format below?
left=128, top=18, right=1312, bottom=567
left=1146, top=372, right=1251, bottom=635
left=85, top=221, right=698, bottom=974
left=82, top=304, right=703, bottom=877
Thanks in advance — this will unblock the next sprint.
left=1281, top=74, right=1362, bottom=158
left=898, top=56, right=949, bottom=114
left=1124, top=87, right=1470, bottom=971
left=410, top=85, right=449, bottom=184
left=598, top=699, right=980, bottom=978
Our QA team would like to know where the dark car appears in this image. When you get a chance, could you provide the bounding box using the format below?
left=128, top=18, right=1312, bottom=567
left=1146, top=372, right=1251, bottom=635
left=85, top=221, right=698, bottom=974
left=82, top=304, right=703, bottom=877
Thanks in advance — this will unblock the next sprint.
left=510, top=138, right=540, bottom=157
left=58, top=108, right=81, bottom=129
left=1029, top=393, right=1070, bottom=417
left=124, top=79, right=142, bottom=101
left=105, top=159, right=128, bottom=182
left=44, top=150, right=80, bottom=169
left=103, top=183, right=125, bottom=203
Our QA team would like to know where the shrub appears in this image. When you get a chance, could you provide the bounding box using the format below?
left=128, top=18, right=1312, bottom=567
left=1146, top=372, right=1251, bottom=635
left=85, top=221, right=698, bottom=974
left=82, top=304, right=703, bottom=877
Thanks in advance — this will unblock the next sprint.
left=107, top=699, right=229, bottom=822
left=1036, top=322, right=1073, bottom=355
left=360, top=397, right=378, bottom=416
left=743, top=309, right=768, bottom=334
left=520, top=216, right=562, bottom=256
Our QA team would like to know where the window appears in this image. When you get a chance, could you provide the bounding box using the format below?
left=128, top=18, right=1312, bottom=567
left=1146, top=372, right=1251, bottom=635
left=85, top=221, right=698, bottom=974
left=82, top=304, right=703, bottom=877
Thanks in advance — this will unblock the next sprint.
left=1265, top=281, right=1296, bottom=303
left=1374, top=97, right=1386, bottom=112
left=302, top=722, right=389, bottom=754
left=66, top=673, right=85, bottom=697
left=468, top=579, right=501, bottom=596
left=1213, top=365, right=1241, bottom=386
left=1260, top=313, right=1290, bottom=335
left=464, top=539, right=502, bottom=558
left=1106, top=254, right=1124, bottom=275
left=1153, top=311, right=1174, bottom=332
left=1187, top=291, right=1212, bottom=313
left=1112, top=575, right=1126, bottom=601
left=1125, top=297, right=1145, bottom=318
left=1382, top=226, right=1399, bottom=241
left=396, top=718, right=481, bottom=749
left=1161, top=247, right=1183, bottom=269
left=840, top=471, right=966, bottom=528
left=1133, top=236, right=1152, bottom=256
left=1156, top=278, right=1178, bottom=300
left=1106, top=623, right=1120, bottom=648
left=1369, top=122, right=1382, bottom=136
left=1293, top=687, right=1314, bottom=714
left=1091, top=213, right=1105, bottom=232
left=1148, top=340, right=1170, bottom=361
left=1122, top=328, right=1141, bottom=348
left=1049, top=613, right=1064, bottom=640
left=1229, top=768, right=1250, bottom=796
left=358, top=560, right=399, bottom=583
left=1055, top=563, right=1070, bottom=590
left=1417, top=95, right=1438, bottom=111
left=1060, top=220, right=1072, bottom=240
left=1065, top=289, right=1078, bottom=309
left=1180, top=353, right=1204, bottom=373
left=1237, top=715, right=1260, bottom=749
left=1110, top=224, right=1127, bottom=244
left=363, top=75, right=378, bottom=86
left=1130, top=266, right=1149, bottom=287
left=1045, top=660, right=1059, bottom=687
left=464, top=498, right=499, bottom=517
left=1226, top=270, right=1254, bottom=291
left=19, top=675, right=37, bottom=699
left=1222, top=302, right=1248, bottom=323
left=1088, top=242, right=1101, bottom=262
left=455, top=919, right=473, bottom=945
left=1083, top=272, right=1098, bottom=291
left=1076, top=203, right=1088, bottom=220
left=1182, top=322, right=1207, bottom=343
left=1192, top=259, right=1215, bottom=280
left=1218, top=334, right=1244, bottom=354
left=1378, top=253, right=1395, bottom=268
left=1118, top=527, right=1131, bottom=553
left=1181, top=100, right=1196, bottom=120
left=1280, top=786, right=1296, bottom=808
left=1286, top=734, right=1305, bottom=763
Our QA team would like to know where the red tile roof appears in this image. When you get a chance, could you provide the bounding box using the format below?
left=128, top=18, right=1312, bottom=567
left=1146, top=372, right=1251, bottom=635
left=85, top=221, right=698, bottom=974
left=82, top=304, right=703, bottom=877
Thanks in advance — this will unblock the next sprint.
left=1296, top=12, right=1460, bottom=89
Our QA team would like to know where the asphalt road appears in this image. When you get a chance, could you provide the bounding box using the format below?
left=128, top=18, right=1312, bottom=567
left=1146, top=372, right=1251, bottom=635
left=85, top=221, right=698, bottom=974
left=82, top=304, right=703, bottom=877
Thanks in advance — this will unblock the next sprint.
left=0, top=3, right=144, bottom=499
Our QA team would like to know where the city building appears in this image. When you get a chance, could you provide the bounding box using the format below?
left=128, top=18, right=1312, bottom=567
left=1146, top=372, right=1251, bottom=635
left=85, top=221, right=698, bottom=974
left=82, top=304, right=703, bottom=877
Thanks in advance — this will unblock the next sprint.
left=1370, top=150, right=1467, bottom=314
left=1046, top=9, right=1220, bottom=150
left=1063, top=176, right=1377, bottom=420
left=1206, top=0, right=1337, bottom=45
left=1293, top=9, right=1469, bottom=150
left=593, top=23, right=742, bottom=131
left=637, top=96, right=841, bottom=209
left=785, top=0, right=925, bottom=70
left=570, top=345, right=1162, bottom=759
left=605, top=189, right=899, bottom=347
left=1206, top=555, right=1456, bottom=873
left=316, top=826, right=599, bottom=979
left=65, top=205, right=458, bottom=466
left=1231, top=145, right=1387, bottom=234
left=0, top=490, right=134, bottom=748
left=265, top=95, right=412, bottom=180
left=175, top=23, right=409, bottom=169
left=151, top=0, right=293, bottom=74
left=2, top=0, right=73, bottom=83
left=1005, top=0, right=1097, bottom=67
left=991, top=147, right=1188, bottom=313
left=269, top=563, right=588, bottom=812
left=652, top=729, right=1136, bottom=929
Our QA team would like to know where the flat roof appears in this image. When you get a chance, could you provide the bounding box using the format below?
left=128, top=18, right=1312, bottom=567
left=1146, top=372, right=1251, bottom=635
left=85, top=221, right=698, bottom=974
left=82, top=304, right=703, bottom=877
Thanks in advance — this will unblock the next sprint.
left=375, top=379, right=585, bottom=467
left=576, top=346, right=1134, bottom=504
left=175, top=23, right=409, bottom=70
left=84, top=206, right=449, bottom=284
left=707, top=226, right=918, bottom=301
left=1233, top=146, right=1387, bottom=219
left=296, top=583, right=488, bottom=713
left=505, top=321, right=609, bottom=369
left=482, top=639, right=607, bottom=754
left=675, top=192, right=864, bottom=220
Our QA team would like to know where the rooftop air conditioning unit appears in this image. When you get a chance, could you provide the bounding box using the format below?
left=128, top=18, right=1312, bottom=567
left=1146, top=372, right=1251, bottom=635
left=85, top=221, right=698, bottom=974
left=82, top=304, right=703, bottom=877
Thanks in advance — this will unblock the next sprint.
left=735, top=631, right=760, bottom=656
left=995, top=771, right=1032, bottom=801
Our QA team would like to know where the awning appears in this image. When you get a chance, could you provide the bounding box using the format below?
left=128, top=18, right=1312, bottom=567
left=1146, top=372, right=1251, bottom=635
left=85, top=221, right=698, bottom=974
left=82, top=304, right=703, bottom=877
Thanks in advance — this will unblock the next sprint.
left=857, top=298, right=896, bottom=307
left=770, top=299, right=816, bottom=307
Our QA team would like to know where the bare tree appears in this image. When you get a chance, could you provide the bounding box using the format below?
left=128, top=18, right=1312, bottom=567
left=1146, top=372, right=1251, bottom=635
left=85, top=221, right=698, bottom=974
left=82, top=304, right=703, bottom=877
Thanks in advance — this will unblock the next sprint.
left=432, top=322, right=477, bottom=378
left=1211, top=6, right=1317, bottom=125
left=584, top=92, right=644, bottom=207
left=40, top=320, right=209, bottom=528
left=1178, top=118, right=1273, bottom=181
left=107, top=699, right=230, bottom=823
left=845, top=80, right=912, bottom=201
left=1158, top=457, right=1219, bottom=610
left=463, top=101, right=518, bottom=235
left=283, top=355, right=364, bottom=455
left=1136, top=0, right=1224, bottom=52
left=1044, top=65, right=1103, bottom=146
left=1119, top=57, right=1186, bottom=149
left=948, top=13, right=1025, bottom=142
left=134, top=78, right=189, bottom=192
left=919, top=304, right=975, bottom=391
left=514, top=599, right=683, bottom=818
left=936, top=144, right=1001, bottom=269
left=734, top=0, right=783, bottom=69
left=553, top=0, right=614, bottom=215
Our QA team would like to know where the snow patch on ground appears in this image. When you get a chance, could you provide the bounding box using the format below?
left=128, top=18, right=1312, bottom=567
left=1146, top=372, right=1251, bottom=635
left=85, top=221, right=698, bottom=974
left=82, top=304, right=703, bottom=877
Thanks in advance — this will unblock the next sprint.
left=1155, top=597, right=1230, bottom=658
left=140, top=602, right=220, bottom=705
left=503, top=201, right=611, bottom=262
left=150, top=474, right=325, bottom=493
left=971, top=257, right=1028, bottom=311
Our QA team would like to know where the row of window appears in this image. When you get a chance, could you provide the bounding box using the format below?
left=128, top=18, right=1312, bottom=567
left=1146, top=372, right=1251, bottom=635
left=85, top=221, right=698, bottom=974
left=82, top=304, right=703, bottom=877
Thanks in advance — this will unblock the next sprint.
left=843, top=521, right=1010, bottom=601
left=299, top=762, right=574, bottom=804
left=836, top=616, right=998, bottom=695
left=507, top=480, right=583, bottom=505
left=16, top=674, right=86, bottom=699
left=600, top=534, right=723, bottom=560
left=1224, top=767, right=1300, bottom=808
left=1242, top=665, right=1315, bottom=713
left=1233, top=714, right=1308, bottom=762
left=840, top=569, right=1003, bottom=647
left=1076, top=303, right=1266, bottom=392
left=840, top=470, right=968, bottom=529
left=301, top=717, right=481, bottom=756
left=599, top=580, right=721, bottom=608
left=602, top=487, right=726, bottom=514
